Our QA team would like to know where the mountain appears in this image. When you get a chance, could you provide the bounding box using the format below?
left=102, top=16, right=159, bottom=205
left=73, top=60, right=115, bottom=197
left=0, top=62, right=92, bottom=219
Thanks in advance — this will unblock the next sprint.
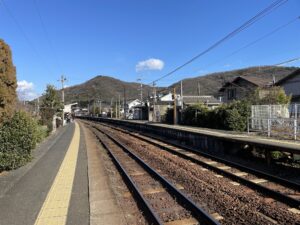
left=64, top=75, right=157, bottom=105
left=169, top=66, right=298, bottom=97
left=64, top=66, right=298, bottom=106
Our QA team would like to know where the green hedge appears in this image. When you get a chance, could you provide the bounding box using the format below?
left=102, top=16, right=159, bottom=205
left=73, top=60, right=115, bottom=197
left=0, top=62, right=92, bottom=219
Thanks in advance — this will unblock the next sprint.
left=0, top=111, right=45, bottom=171
left=181, top=100, right=251, bottom=132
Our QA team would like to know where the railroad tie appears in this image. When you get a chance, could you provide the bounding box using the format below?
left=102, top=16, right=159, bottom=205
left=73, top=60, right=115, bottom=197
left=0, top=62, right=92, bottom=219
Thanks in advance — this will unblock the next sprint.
left=214, top=175, right=223, bottom=178
left=129, top=171, right=146, bottom=176
left=217, top=166, right=231, bottom=170
left=163, top=217, right=198, bottom=225
left=233, top=172, right=248, bottom=177
left=288, top=208, right=300, bottom=214
left=250, top=178, right=268, bottom=184
left=205, top=161, right=218, bottom=165
left=211, top=212, right=224, bottom=221
left=229, top=181, right=240, bottom=186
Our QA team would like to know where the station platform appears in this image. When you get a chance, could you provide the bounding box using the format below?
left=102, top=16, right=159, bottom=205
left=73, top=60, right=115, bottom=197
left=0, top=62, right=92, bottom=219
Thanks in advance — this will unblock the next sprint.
left=153, top=123, right=300, bottom=153
left=0, top=121, right=124, bottom=225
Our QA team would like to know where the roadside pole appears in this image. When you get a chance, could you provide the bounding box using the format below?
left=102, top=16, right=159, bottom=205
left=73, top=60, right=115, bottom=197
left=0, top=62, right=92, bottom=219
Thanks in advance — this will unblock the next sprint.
left=174, top=87, right=177, bottom=125
left=59, top=75, right=66, bottom=126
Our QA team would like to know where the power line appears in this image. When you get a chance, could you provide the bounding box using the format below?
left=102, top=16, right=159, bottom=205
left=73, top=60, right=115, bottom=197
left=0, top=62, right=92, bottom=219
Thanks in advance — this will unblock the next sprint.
left=33, top=0, right=63, bottom=73
left=204, top=16, right=300, bottom=69
left=148, top=0, right=288, bottom=85
left=154, top=56, right=300, bottom=97
left=274, top=57, right=300, bottom=66
left=0, top=0, right=56, bottom=76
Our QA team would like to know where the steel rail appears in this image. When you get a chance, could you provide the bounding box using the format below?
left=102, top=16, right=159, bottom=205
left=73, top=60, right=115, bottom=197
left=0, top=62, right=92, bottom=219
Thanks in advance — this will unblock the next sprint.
left=98, top=120, right=300, bottom=191
left=95, top=119, right=300, bottom=190
left=92, top=128, right=164, bottom=225
left=92, top=125, right=220, bottom=225
left=91, top=121, right=300, bottom=209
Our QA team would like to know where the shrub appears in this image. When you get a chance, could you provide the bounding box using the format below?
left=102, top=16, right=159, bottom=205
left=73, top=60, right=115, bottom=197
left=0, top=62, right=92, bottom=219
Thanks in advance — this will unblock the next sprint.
left=36, top=125, right=48, bottom=143
left=181, top=100, right=251, bottom=132
left=182, top=104, right=209, bottom=126
left=224, top=100, right=251, bottom=131
left=0, top=111, right=40, bottom=171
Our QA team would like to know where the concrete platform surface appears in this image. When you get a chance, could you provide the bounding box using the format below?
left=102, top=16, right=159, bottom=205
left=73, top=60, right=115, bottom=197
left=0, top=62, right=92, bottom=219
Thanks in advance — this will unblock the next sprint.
left=0, top=122, right=89, bottom=225
left=81, top=122, right=126, bottom=225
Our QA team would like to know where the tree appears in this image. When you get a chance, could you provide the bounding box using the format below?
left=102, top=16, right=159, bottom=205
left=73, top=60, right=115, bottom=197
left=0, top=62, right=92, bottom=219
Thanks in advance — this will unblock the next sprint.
left=0, top=40, right=17, bottom=123
left=40, top=85, right=62, bottom=132
left=248, top=87, right=291, bottom=105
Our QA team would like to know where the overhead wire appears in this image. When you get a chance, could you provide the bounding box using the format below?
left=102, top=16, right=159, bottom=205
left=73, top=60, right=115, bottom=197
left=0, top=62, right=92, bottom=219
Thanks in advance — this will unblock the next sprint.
left=203, top=16, right=300, bottom=70
left=153, top=56, right=300, bottom=98
left=148, top=0, right=288, bottom=86
left=32, top=0, right=64, bottom=74
left=0, top=0, right=56, bottom=76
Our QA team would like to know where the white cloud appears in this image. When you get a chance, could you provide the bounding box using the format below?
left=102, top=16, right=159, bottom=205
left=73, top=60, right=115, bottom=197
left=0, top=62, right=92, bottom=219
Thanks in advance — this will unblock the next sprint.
left=17, top=80, right=38, bottom=101
left=136, top=58, right=164, bottom=72
left=17, top=80, right=34, bottom=92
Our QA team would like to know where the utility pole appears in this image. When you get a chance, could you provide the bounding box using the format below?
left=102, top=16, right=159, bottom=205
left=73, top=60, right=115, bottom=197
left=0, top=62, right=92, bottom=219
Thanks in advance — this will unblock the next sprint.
left=152, top=82, right=156, bottom=122
left=99, top=100, right=102, bottom=116
left=180, top=80, right=183, bottom=124
left=93, top=99, right=95, bottom=115
left=123, top=87, right=126, bottom=119
left=115, top=101, right=118, bottom=119
left=58, top=75, right=66, bottom=126
left=173, top=87, right=177, bottom=125
left=197, top=81, right=201, bottom=96
left=137, top=78, right=143, bottom=120
left=110, top=97, right=113, bottom=118
left=118, top=94, right=121, bottom=119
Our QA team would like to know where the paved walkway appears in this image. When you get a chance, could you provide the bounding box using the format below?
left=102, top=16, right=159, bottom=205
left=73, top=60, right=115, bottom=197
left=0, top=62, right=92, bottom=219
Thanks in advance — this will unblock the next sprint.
left=0, top=122, right=90, bottom=225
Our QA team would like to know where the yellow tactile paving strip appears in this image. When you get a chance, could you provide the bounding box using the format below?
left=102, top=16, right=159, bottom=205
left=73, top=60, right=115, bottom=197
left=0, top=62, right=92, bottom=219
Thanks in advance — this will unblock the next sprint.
left=34, top=122, right=80, bottom=225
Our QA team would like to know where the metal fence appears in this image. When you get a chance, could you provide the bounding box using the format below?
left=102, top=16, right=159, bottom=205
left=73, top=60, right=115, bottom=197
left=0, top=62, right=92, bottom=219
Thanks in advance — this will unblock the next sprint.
left=248, top=104, right=300, bottom=140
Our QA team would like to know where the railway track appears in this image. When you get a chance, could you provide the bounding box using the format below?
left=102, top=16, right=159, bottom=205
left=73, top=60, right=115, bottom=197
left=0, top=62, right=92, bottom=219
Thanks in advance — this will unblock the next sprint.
left=96, top=121, right=300, bottom=205
left=88, top=124, right=220, bottom=225
left=81, top=119, right=300, bottom=224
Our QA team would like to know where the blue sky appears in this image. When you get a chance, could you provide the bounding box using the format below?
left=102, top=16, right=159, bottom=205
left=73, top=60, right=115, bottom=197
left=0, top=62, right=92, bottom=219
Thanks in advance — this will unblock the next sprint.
left=0, top=0, right=299, bottom=99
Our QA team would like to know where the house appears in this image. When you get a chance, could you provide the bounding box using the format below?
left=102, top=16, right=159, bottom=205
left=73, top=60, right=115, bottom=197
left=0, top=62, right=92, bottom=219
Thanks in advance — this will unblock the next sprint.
left=219, top=76, right=273, bottom=103
left=148, top=93, right=222, bottom=122
left=276, top=69, right=300, bottom=103
left=126, top=99, right=146, bottom=120
left=148, top=93, right=178, bottom=122
left=127, top=99, right=143, bottom=109
left=148, top=100, right=172, bottom=122
left=160, top=92, right=180, bottom=101
left=64, top=103, right=78, bottom=114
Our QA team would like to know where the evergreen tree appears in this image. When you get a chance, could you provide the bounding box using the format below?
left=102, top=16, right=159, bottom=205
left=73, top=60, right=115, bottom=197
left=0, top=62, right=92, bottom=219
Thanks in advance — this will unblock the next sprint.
left=40, top=85, right=62, bottom=132
left=0, top=40, right=17, bottom=123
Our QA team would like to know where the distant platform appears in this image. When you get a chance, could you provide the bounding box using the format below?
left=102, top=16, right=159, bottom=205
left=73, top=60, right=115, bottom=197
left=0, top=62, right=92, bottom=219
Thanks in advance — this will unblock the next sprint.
left=84, top=117, right=300, bottom=155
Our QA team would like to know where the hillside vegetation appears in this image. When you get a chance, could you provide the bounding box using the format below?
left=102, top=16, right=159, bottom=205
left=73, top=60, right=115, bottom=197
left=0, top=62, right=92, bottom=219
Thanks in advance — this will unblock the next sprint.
left=63, top=66, right=298, bottom=105
left=64, top=76, right=157, bottom=106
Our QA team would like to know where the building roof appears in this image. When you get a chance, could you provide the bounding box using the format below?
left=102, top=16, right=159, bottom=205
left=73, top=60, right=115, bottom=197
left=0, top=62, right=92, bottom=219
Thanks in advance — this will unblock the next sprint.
left=275, top=68, right=300, bottom=85
left=183, top=96, right=220, bottom=105
left=219, top=76, right=273, bottom=92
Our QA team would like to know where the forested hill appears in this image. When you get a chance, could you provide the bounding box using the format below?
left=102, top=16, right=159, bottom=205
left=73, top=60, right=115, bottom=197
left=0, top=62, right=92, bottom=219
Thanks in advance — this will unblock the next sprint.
left=64, top=66, right=298, bottom=105
left=64, top=75, right=156, bottom=105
